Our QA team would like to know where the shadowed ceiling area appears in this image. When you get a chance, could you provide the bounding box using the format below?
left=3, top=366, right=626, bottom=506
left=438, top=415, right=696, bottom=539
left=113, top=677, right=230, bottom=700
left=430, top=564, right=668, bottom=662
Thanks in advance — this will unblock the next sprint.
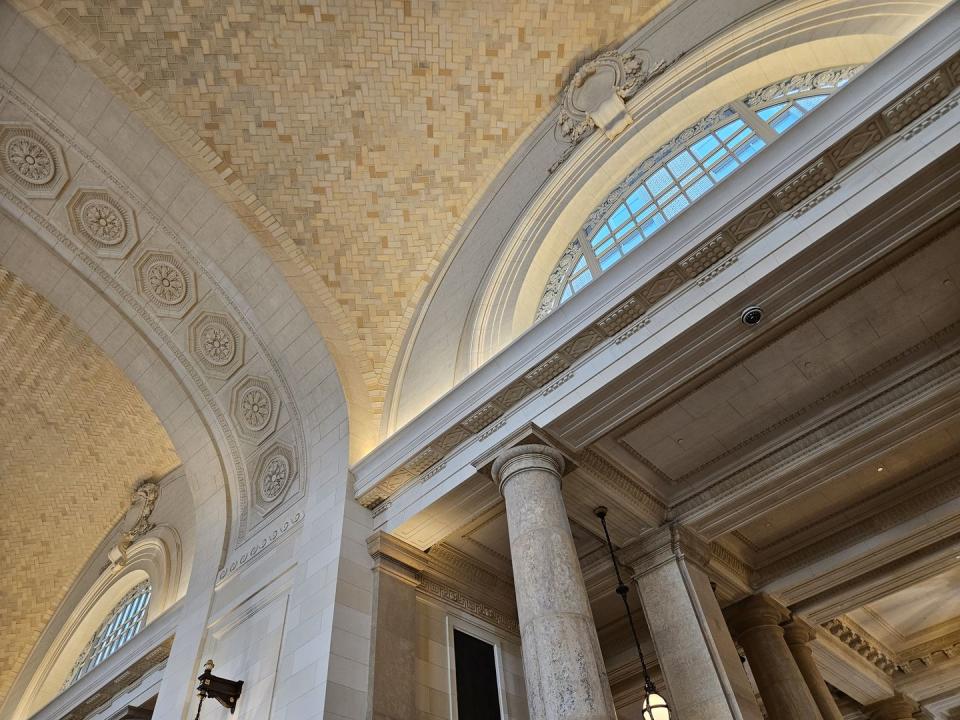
left=15, top=0, right=671, bottom=422
left=0, top=265, right=180, bottom=702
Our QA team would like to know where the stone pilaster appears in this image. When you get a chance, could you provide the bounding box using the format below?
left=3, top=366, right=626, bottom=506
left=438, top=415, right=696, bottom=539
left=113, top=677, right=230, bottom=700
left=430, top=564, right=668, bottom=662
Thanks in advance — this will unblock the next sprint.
left=783, top=620, right=843, bottom=720
left=726, top=595, right=823, bottom=720
left=865, top=694, right=918, bottom=720
left=492, top=444, right=617, bottom=720
left=366, top=532, right=424, bottom=720
left=624, top=525, right=763, bottom=720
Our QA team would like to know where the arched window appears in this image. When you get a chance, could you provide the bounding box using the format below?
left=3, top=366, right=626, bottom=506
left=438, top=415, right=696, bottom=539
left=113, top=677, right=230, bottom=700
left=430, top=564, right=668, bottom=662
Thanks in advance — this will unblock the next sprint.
left=64, top=581, right=152, bottom=687
left=537, top=66, right=859, bottom=319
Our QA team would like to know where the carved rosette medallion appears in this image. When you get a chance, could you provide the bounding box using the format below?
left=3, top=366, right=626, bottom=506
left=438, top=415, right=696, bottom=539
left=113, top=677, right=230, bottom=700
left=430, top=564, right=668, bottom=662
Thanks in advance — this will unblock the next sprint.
left=188, top=311, right=245, bottom=380
left=134, top=251, right=197, bottom=318
left=253, top=442, right=297, bottom=510
left=0, top=125, right=68, bottom=198
left=67, top=189, right=140, bottom=258
left=230, top=375, right=280, bottom=443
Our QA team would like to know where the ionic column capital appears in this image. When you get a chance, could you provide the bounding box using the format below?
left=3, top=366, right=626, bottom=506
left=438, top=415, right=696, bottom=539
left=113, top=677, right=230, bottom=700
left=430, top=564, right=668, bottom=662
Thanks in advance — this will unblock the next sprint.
left=491, top=443, right=565, bottom=495
left=623, top=523, right=713, bottom=577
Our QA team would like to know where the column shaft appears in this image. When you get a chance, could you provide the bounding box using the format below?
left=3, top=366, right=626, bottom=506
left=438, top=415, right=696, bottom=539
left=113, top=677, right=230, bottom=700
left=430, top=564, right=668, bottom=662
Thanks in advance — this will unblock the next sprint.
left=493, top=444, right=617, bottom=720
left=783, top=621, right=842, bottom=720
left=628, top=526, right=762, bottom=720
left=727, top=595, right=823, bottom=720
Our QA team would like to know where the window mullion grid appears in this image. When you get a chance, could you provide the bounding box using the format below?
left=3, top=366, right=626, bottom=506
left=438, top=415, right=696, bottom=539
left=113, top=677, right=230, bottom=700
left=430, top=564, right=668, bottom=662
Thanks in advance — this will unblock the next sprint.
left=732, top=99, right=778, bottom=144
left=579, top=233, right=603, bottom=277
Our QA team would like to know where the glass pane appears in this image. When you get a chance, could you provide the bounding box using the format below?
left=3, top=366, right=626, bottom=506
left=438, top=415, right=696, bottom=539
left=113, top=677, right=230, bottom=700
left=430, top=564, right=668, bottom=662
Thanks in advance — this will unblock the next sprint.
left=591, top=224, right=611, bottom=246
left=797, top=94, right=828, bottom=112
left=571, top=271, right=593, bottom=292
left=667, top=151, right=696, bottom=178
left=702, top=147, right=727, bottom=169
left=599, top=248, right=623, bottom=270
left=715, top=118, right=744, bottom=141
left=635, top=204, right=657, bottom=223
left=640, top=212, right=665, bottom=237
left=726, top=127, right=752, bottom=149
left=734, top=135, right=766, bottom=163
left=756, top=102, right=786, bottom=121
left=685, top=174, right=715, bottom=201
left=690, top=134, right=720, bottom=160
left=657, top=186, right=680, bottom=206
left=625, top=185, right=652, bottom=213
left=560, top=285, right=573, bottom=302
left=771, top=105, right=805, bottom=133
left=663, top=194, right=690, bottom=220
left=621, top=231, right=645, bottom=253
left=573, top=255, right=587, bottom=273
left=609, top=204, right=631, bottom=230
left=646, top=167, right=672, bottom=196
left=710, top=155, right=739, bottom=181
left=680, top=167, right=704, bottom=188
left=594, top=237, right=614, bottom=256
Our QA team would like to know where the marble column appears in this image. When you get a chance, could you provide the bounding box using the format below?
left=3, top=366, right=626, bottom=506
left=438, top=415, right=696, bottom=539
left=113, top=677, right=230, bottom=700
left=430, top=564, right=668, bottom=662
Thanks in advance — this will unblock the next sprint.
left=625, top=526, right=763, bottom=720
left=492, top=444, right=617, bottom=720
left=783, top=620, right=843, bottom=720
left=366, top=532, right=423, bottom=720
left=726, top=595, right=823, bottom=720
left=865, top=694, right=918, bottom=720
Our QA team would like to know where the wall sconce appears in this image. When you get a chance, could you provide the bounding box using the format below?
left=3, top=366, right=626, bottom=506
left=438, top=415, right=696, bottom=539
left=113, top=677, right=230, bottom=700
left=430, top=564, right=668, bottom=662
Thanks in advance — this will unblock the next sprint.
left=195, top=660, right=243, bottom=716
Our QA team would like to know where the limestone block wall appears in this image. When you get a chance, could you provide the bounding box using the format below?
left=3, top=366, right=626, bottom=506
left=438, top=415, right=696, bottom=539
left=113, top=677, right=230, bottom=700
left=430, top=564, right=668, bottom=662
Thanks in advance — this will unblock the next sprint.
left=415, top=597, right=528, bottom=720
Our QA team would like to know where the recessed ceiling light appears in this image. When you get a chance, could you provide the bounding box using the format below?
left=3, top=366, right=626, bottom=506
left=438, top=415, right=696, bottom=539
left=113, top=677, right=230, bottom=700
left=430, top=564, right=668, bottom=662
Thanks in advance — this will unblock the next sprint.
left=877, top=466, right=885, bottom=472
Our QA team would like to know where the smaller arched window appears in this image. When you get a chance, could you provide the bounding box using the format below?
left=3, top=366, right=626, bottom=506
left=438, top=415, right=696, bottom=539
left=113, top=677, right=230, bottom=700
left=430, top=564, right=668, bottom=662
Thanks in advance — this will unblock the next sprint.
left=64, top=581, right=152, bottom=688
left=537, top=67, right=859, bottom=319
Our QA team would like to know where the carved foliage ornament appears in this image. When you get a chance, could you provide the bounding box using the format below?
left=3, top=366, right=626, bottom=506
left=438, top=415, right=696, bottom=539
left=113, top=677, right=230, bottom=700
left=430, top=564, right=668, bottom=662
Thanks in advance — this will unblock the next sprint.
left=0, top=124, right=68, bottom=198
left=133, top=251, right=197, bottom=318
left=189, top=311, right=245, bottom=380
left=67, top=189, right=140, bottom=258
left=557, top=49, right=671, bottom=145
left=253, top=442, right=297, bottom=509
left=230, top=375, right=280, bottom=442
left=109, top=480, right=160, bottom=567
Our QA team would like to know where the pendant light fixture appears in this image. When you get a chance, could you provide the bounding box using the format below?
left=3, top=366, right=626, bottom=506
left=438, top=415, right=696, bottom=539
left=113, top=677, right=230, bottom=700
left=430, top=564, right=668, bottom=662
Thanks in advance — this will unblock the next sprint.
left=594, top=507, right=671, bottom=720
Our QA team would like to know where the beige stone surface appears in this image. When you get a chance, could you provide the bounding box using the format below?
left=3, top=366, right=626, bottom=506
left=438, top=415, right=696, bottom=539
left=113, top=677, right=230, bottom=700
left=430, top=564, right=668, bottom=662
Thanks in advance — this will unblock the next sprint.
left=12, top=0, right=670, bottom=432
left=0, top=265, right=179, bottom=702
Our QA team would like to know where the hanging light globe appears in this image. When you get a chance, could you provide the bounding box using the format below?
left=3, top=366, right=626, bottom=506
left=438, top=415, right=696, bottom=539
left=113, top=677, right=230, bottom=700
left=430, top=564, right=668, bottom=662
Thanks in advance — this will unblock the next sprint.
left=641, top=682, right=671, bottom=720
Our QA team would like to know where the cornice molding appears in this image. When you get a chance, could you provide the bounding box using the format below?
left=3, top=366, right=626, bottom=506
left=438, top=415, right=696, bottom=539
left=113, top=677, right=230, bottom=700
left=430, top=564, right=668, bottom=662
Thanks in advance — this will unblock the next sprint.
left=367, top=533, right=519, bottom=634
left=824, top=617, right=898, bottom=675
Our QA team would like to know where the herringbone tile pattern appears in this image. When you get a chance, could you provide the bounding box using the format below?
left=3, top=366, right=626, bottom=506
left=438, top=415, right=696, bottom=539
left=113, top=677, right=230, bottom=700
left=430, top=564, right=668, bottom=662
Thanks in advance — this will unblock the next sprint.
left=35, top=0, right=667, bottom=400
left=0, top=266, right=179, bottom=701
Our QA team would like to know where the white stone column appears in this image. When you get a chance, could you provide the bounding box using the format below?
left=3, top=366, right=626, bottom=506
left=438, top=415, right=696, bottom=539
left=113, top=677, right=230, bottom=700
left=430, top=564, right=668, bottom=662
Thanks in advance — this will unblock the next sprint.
left=783, top=620, right=843, bottom=720
left=624, top=526, right=763, bottom=720
left=492, top=444, right=617, bottom=720
left=865, top=694, right=918, bottom=720
left=726, top=595, right=823, bottom=720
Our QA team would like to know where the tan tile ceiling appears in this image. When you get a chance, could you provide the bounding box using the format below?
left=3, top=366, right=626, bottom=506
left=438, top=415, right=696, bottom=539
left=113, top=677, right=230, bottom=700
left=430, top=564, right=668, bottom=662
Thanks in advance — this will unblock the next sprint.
left=0, top=266, right=180, bottom=701
left=26, top=0, right=669, bottom=425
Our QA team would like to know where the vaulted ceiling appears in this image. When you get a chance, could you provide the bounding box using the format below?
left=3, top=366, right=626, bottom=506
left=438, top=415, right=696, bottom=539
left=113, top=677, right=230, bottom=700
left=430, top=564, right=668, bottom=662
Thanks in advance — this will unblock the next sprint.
left=13, top=0, right=671, bottom=435
left=0, top=263, right=179, bottom=702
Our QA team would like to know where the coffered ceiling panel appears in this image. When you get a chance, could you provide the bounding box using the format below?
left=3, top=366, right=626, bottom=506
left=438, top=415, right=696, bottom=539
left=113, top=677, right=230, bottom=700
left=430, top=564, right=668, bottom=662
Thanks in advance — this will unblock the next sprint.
left=0, top=264, right=179, bottom=702
left=848, top=565, right=960, bottom=650
left=618, top=230, right=960, bottom=486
